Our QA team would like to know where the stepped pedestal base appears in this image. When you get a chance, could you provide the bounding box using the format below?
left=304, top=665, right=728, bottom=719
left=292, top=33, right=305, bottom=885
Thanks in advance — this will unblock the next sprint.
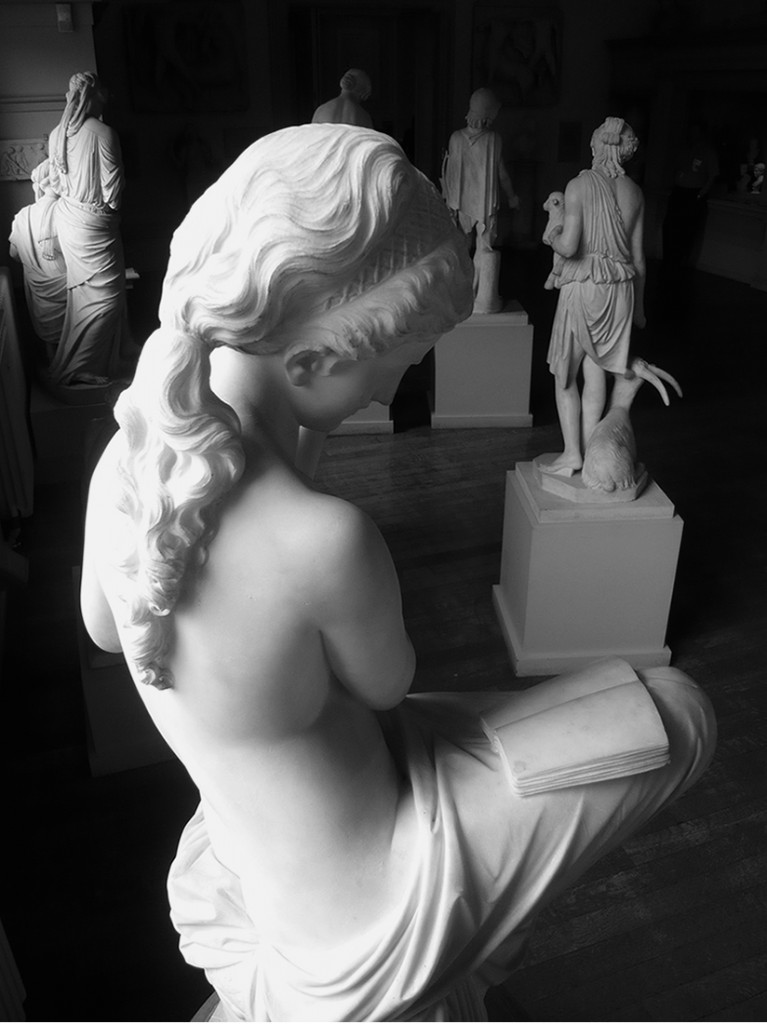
left=493, top=462, right=683, bottom=676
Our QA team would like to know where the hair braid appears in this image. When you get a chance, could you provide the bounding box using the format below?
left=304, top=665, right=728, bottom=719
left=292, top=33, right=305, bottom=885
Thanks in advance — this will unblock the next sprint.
left=113, top=329, right=244, bottom=688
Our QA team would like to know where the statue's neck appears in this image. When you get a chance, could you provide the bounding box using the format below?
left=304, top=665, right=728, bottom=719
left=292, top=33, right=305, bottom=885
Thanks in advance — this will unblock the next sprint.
left=210, top=348, right=300, bottom=464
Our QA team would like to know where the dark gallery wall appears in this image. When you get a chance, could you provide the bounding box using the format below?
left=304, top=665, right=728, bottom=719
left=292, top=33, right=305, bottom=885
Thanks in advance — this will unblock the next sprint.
left=608, top=15, right=767, bottom=284
left=0, top=0, right=662, bottom=276
left=1, top=1, right=766, bottom=286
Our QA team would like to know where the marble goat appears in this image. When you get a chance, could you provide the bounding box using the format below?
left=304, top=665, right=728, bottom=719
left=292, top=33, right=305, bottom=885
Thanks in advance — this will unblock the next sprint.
left=581, top=358, right=682, bottom=492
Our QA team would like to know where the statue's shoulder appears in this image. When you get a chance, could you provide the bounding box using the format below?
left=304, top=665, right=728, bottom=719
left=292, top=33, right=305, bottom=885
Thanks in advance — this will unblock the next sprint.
left=83, top=117, right=117, bottom=142
left=565, top=172, right=588, bottom=200
left=235, top=466, right=377, bottom=576
left=285, top=485, right=377, bottom=568
left=620, top=173, right=644, bottom=196
left=227, top=473, right=386, bottom=625
left=447, top=128, right=464, bottom=148
left=615, top=172, right=644, bottom=210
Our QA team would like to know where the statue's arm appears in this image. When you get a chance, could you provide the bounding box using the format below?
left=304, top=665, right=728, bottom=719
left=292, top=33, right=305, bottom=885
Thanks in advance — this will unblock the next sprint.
left=630, top=188, right=647, bottom=328
left=43, top=132, right=63, bottom=199
left=315, top=500, right=415, bottom=710
left=99, top=127, right=125, bottom=212
left=497, top=142, right=519, bottom=209
left=547, top=177, right=583, bottom=258
left=80, top=451, right=122, bottom=654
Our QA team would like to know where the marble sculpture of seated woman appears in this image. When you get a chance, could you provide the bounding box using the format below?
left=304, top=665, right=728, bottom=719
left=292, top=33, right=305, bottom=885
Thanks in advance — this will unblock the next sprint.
left=81, top=123, right=716, bottom=1022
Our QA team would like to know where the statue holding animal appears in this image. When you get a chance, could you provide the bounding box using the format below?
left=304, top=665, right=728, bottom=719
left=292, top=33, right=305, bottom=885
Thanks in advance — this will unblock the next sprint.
left=81, top=123, right=714, bottom=1021
left=542, top=189, right=565, bottom=289
left=539, top=116, right=659, bottom=497
left=441, top=87, right=520, bottom=313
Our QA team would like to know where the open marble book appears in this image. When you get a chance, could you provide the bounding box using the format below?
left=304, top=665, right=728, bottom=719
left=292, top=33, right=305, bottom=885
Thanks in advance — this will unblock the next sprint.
left=481, top=657, right=670, bottom=796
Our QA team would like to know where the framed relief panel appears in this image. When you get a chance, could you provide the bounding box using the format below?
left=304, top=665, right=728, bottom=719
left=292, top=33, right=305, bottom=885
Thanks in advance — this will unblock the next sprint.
left=473, top=6, right=562, bottom=107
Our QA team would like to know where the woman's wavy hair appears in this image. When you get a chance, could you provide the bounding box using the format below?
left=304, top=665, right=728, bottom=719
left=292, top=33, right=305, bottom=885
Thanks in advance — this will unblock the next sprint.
left=590, top=117, right=638, bottom=178
left=113, top=123, right=473, bottom=688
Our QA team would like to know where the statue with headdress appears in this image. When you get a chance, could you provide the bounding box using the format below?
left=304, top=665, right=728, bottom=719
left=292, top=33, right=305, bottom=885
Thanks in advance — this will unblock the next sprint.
left=540, top=116, right=648, bottom=482
left=311, top=68, right=373, bottom=128
left=441, top=88, right=520, bottom=314
left=13, top=72, right=128, bottom=388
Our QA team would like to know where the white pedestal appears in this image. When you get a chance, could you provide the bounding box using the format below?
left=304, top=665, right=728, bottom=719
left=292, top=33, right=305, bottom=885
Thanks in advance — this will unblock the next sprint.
left=493, top=462, right=683, bottom=676
left=431, top=301, right=533, bottom=428
left=332, top=400, right=392, bottom=435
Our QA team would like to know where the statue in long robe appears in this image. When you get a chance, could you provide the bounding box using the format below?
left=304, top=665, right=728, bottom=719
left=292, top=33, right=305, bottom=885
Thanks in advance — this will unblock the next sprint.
left=8, top=160, right=67, bottom=349
left=22, top=72, right=128, bottom=387
left=441, top=88, right=519, bottom=313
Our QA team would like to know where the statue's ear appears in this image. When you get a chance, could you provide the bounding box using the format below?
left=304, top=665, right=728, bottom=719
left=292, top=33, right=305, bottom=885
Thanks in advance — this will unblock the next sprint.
left=284, top=348, right=341, bottom=387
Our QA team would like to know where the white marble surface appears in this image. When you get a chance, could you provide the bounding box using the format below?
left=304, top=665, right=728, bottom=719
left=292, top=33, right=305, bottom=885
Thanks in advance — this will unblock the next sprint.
left=494, top=463, right=682, bottom=675
left=432, top=301, right=533, bottom=427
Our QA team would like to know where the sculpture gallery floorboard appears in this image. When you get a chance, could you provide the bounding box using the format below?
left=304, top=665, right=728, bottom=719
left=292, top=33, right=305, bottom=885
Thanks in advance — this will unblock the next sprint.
left=493, top=461, right=683, bottom=675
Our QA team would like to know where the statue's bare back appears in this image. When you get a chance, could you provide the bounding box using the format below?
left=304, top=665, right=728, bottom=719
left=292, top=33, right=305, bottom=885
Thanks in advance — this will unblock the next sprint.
left=84, top=429, right=417, bottom=945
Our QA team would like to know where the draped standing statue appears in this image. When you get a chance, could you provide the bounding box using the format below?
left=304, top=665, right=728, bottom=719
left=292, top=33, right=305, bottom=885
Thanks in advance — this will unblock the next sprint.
left=8, top=160, right=67, bottom=348
left=542, top=116, right=647, bottom=477
left=441, top=88, right=519, bottom=313
left=81, top=124, right=714, bottom=1022
left=15, top=72, right=128, bottom=387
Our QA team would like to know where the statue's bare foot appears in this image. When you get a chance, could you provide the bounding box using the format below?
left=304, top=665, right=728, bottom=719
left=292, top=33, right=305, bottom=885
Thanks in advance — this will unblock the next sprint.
left=539, top=452, right=583, bottom=477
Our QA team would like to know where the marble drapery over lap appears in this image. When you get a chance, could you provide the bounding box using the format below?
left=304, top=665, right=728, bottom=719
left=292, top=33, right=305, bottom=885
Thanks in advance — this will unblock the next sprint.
left=168, top=664, right=715, bottom=1023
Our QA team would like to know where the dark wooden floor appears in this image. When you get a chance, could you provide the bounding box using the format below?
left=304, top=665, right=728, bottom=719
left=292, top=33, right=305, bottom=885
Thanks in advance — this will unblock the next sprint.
left=1, top=253, right=766, bottom=1022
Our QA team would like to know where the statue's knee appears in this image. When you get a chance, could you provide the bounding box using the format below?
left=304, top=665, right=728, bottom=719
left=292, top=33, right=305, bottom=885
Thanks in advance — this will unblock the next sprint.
left=637, top=665, right=717, bottom=774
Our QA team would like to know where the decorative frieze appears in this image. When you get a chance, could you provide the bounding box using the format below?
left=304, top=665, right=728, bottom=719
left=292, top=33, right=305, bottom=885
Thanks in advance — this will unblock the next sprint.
left=0, top=138, right=47, bottom=181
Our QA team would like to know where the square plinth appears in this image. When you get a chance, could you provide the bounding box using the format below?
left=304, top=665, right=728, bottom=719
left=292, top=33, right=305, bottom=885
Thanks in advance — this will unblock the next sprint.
left=493, top=462, right=684, bottom=676
left=431, top=301, right=533, bottom=428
